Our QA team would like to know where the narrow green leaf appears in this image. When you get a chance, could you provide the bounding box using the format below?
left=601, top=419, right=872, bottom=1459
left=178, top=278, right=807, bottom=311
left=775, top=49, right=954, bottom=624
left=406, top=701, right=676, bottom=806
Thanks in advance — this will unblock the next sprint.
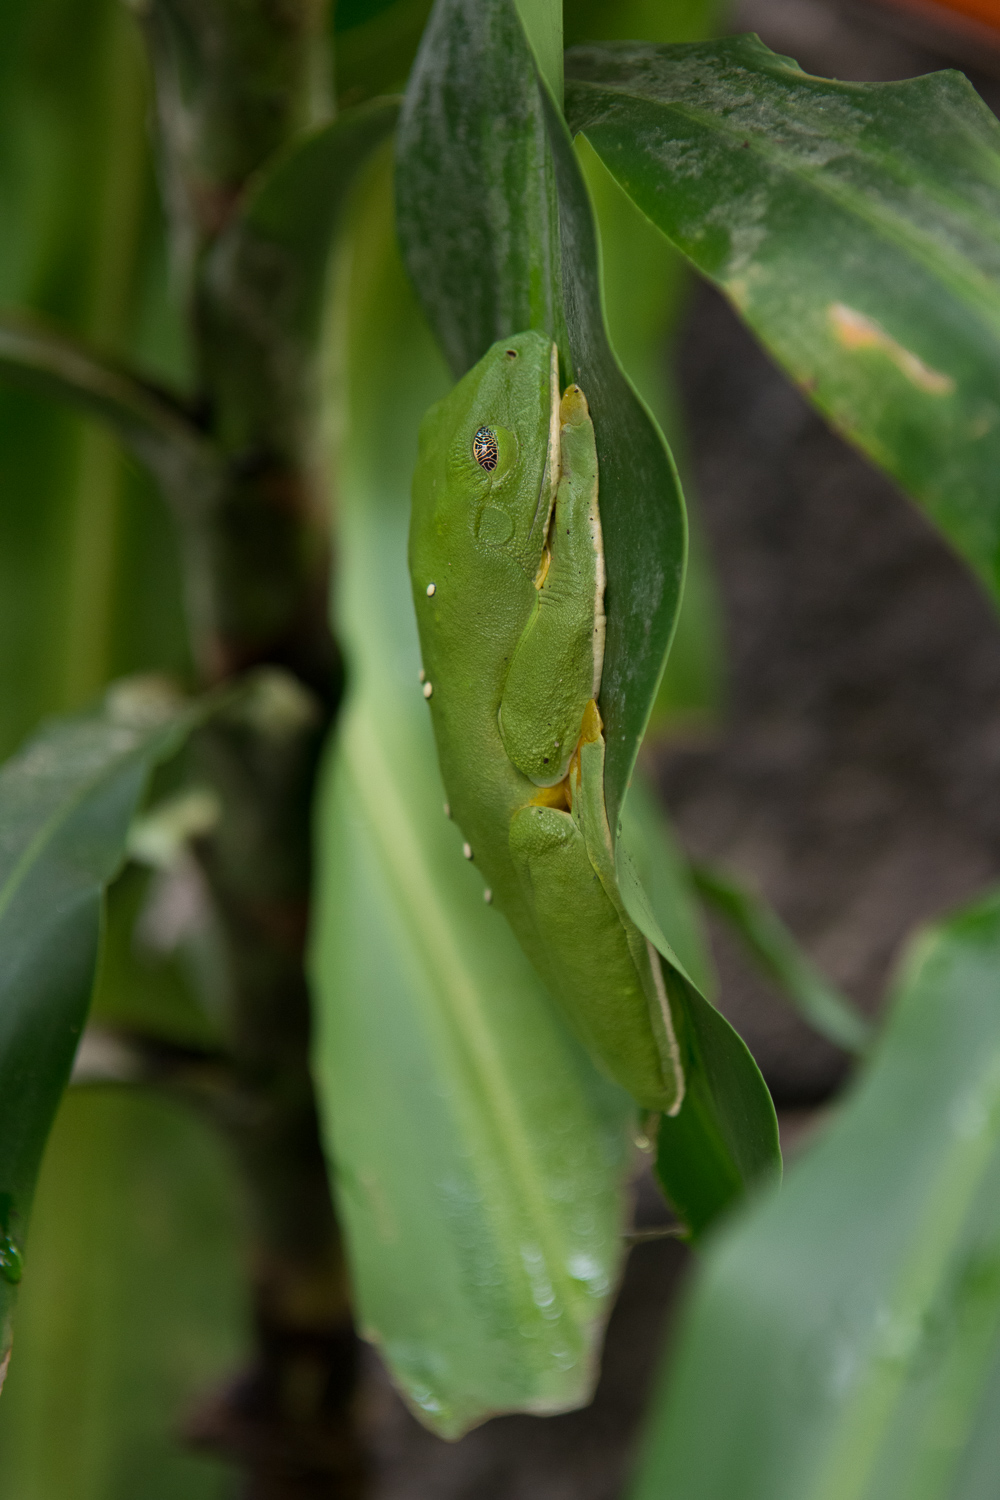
left=633, top=885, right=1000, bottom=1500
left=693, top=862, right=872, bottom=1055
left=310, top=155, right=634, bottom=1436
left=565, top=37, right=1000, bottom=603
left=0, top=680, right=203, bottom=1382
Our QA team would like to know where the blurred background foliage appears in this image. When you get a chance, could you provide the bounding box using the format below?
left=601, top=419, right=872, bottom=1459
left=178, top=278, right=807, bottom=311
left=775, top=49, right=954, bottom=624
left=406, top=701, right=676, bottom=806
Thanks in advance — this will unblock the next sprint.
left=0, top=0, right=725, bottom=1483
left=2, top=0, right=994, bottom=1493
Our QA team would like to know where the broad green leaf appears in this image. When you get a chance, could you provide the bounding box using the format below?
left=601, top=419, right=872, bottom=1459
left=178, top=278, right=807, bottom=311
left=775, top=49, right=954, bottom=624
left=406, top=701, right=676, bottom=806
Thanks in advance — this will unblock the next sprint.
left=565, top=37, right=1000, bottom=603
left=310, top=155, right=634, bottom=1437
left=0, top=679, right=202, bottom=1380
left=0, top=1091, right=246, bottom=1499
left=633, top=884, right=1000, bottom=1500
left=692, top=862, right=872, bottom=1055
left=396, top=0, right=779, bottom=1230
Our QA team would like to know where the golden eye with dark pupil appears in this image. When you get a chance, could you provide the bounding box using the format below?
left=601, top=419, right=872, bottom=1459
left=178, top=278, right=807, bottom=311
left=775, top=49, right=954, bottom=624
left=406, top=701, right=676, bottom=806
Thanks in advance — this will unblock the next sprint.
left=473, top=427, right=499, bottom=471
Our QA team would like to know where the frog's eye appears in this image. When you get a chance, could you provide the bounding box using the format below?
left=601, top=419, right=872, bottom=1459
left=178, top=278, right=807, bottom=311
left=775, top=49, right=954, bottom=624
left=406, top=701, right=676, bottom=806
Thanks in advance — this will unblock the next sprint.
left=473, top=427, right=499, bottom=471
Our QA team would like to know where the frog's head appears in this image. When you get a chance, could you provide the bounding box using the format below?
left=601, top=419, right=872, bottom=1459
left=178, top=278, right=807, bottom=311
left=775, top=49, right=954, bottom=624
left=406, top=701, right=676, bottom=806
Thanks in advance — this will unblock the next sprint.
left=412, top=330, right=559, bottom=579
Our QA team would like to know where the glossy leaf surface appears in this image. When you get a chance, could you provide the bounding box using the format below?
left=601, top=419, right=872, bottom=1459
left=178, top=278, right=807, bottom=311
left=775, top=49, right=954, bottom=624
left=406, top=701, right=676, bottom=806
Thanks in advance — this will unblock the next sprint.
left=395, top=0, right=779, bottom=1232
left=565, top=36, right=1000, bottom=602
left=633, top=885, right=1000, bottom=1500
left=0, top=682, right=201, bottom=1379
left=310, top=159, right=634, bottom=1438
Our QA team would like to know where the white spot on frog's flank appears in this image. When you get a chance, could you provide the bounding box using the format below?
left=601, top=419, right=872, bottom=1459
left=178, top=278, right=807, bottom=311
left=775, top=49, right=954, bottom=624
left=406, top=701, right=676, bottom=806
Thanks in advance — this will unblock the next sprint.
left=828, top=303, right=955, bottom=396
left=418, top=668, right=426, bottom=683
left=426, top=582, right=436, bottom=596
left=443, top=801, right=451, bottom=819
left=463, top=842, right=473, bottom=860
left=422, top=681, right=433, bottom=699
left=483, top=888, right=492, bottom=904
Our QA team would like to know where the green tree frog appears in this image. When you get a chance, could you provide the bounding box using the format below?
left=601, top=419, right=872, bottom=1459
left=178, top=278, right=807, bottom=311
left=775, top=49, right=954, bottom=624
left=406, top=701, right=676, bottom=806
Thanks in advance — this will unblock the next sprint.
left=410, top=330, right=683, bottom=1114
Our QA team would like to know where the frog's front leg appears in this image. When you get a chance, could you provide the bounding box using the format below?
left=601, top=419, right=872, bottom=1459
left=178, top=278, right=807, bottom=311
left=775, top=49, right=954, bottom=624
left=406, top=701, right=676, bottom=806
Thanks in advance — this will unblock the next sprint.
left=498, top=384, right=606, bottom=787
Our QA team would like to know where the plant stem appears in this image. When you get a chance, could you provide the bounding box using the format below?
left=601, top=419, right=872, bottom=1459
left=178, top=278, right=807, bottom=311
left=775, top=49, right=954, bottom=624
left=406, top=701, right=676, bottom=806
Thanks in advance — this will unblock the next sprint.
left=133, top=2, right=364, bottom=1492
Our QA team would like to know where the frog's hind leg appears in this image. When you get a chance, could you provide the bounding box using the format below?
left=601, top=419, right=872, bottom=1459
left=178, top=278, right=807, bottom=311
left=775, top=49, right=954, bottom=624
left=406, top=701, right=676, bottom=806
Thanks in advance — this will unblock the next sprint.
left=509, top=802, right=680, bottom=1113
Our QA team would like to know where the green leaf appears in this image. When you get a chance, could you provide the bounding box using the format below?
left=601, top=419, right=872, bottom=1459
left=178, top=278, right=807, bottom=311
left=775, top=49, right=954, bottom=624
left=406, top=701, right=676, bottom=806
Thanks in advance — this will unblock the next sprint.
left=311, top=152, right=634, bottom=1437
left=692, top=862, right=872, bottom=1055
left=396, top=0, right=779, bottom=1232
left=396, top=0, right=567, bottom=380
left=565, top=37, right=1000, bottom=604
left=0, top=1091, right=246, bottom=1498
left=633, top=884, right=1000, bottom=1500
left=0, top=679, right=203, bottom=1381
